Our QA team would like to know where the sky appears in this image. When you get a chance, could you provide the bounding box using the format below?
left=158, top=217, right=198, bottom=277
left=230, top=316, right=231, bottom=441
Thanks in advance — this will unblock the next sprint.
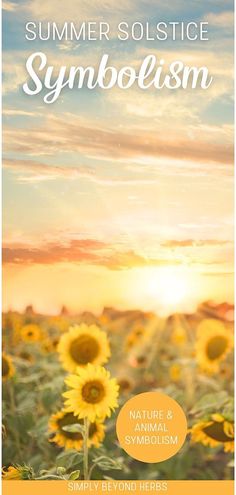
left=2, top=0, right=234, bottom=316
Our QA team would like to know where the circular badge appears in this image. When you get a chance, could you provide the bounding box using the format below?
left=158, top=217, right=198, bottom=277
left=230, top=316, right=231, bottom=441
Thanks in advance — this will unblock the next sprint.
left=116, top=391, right=187, bottom=463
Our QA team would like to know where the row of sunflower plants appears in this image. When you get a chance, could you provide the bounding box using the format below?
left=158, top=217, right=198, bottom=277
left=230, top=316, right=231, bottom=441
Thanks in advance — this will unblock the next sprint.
left=2, top=308, right=234, bottom=480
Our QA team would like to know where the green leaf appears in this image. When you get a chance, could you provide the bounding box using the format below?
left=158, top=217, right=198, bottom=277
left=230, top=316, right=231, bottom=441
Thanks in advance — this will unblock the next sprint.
left=69, top=470, right=80, bottom=480
left=39, top=470, right=50, bottom=476
left=62, top=424, right=85, bottom=435
left=56, top=450, right=83, bottom=469
left=190, top=391, right=229, bottom=415
left=91, top=455, right=123, bottom=471
left=222, top=397, right=234, bottom=421
left=57, top=467, right=66, bottom=476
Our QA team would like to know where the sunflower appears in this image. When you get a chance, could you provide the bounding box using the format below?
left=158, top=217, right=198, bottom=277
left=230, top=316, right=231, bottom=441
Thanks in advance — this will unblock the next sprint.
left=47, top=316, right=69, bottom=333
left=48, top=410, right=105, bottom=450
left=190, top=414, right=234, bottom=453
left=41, top=338, right=54, bottom=353
left=125, top=333, right=137, bottom=350
left=196, top=319, right=233, bottom=373
left=63, top=364, right=119, bottom=422
left=169, top=363, right=181, bottom=382
left=2, top=465, right=34, bottom=480
left=117, top=377, right=134, bottom=396
left=219, top=362, right=233, bottom=380
left=57, top=324, right=110, bottom=372
left=20, top=324, right=42, bottom=343
left=125, top=327, right=145, bottom=350
left=99, top=314, right=110, bottom=326
left=42, top=335, right=60, bottom=353
left=129, top=354, right=147, bottom=368
left=171, top=326, right=187, bottom=345
left=18, top=350, right=34, bottom=363
left=2, top=353, right=15, bottom=381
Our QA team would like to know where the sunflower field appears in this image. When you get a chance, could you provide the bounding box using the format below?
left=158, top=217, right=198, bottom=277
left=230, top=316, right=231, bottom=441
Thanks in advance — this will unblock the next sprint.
left=2, top=302, right=234, bottom=481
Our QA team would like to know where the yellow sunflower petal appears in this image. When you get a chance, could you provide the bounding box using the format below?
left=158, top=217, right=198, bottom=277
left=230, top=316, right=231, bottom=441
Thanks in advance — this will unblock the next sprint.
left=20, top=324, right=42, bottom=343
left=63, top=364, right=119, bottom=422
left=196, top=319, right=234, bottom=374
left=57, top=324, right=111, bottom=372
left=191, top=414, right=234, bottom=452
left=2, top=353, right=15, bottom=381
left=48, top=409, right=105, bottom=450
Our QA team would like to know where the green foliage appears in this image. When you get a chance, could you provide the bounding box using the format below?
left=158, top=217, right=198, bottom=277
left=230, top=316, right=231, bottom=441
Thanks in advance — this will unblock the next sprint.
left=2, top=310, right=234, bottom=481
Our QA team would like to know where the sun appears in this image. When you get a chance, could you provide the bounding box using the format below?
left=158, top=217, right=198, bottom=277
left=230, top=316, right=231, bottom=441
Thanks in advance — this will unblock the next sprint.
left=145, top=266, right=190, bottom=310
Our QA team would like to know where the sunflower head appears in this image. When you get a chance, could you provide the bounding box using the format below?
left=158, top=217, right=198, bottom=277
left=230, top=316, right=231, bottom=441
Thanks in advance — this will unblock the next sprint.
left=42, top=335, right=60, bottom=353
left=48, top=410, right=105, bottom=450
left=117, top=377, right=134, bottom=396
left=196, top=319, right=234, bottom=373
left=2, top=353, right=15, bottom=381
left=169, top=363, right=182, bottom=382
left=2, top=465, right=34, bottom=480
left=18, top=350, right=34, bottom=363
left=190, top=413, right=234, bottom=453
left=125, top=327, right=146, bottom=351
left=171, top=326, right=187, bottom=345
left=57, top=324, right=111, bottom=372
left=20, top=324, right=42, bottom=343
left=63, top=364, right=119, bottom=422
left=41, top=338, right=54, bottom=353
left=129, top=354, right=147, bottom=368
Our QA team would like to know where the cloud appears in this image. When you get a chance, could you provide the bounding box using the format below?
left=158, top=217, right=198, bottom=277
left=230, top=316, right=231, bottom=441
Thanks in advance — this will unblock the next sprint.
left=3, top=52, right=28, bottom=94
left=26, top=0, right=134, bottom=21
left=2, top=239, right=181, bottom=270
left=3, top=158, right=96, bottom=183
left=205, top=11, right=234, bottom=28
left=203, top=271, right=234, bottom=277
left=3, top=113, right=233, bottom=165
left=3, top=235, right=232, bottom=270
left=161, top=239, right=230, bottom=248
left=2, top=1, right=18, bottom=12
left=22, top=0, right=234, bottom=24
left=3, top=157, right=178, bottom=185
left=3, top=109, right=39, bottom=117
left=23, top=0, right=193, bottom=24
left=3, top=239, right=107, bottom=265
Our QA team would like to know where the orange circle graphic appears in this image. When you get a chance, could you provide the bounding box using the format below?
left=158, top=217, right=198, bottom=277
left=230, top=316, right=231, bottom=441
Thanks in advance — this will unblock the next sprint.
left=116, top=391, right=187, bottom=463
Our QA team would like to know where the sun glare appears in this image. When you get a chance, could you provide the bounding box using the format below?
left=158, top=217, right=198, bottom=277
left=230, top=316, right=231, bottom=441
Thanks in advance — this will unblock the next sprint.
left=145, top=267, right=190, bottom=310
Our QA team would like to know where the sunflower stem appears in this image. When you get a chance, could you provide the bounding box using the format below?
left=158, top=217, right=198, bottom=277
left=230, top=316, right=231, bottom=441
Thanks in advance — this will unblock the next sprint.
left=7, top=380, right=22, bottom=462
left=83, top=417, right=89, bottom=480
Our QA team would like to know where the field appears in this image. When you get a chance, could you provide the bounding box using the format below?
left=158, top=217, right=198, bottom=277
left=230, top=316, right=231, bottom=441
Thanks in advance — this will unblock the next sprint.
left=2, top=302, right=234, bottom=481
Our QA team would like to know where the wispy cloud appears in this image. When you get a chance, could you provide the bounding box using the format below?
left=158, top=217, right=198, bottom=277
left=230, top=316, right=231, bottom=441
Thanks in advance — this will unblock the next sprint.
left=3, top=109, right=40, bottom=117
left=3, top=235, right=232, bottom=270
left=2, top=1, right=18, bottom=12
left=205, top=11, right=234, bottom=28
left=23, top=0, right=234, bottom=24
left=2, top=239, right=181, bottom=270
left=161, top=239, right=230, bottom=248
left=3, top=114, right=233, bottom=165
left=3, top=158, right=96, bottom=183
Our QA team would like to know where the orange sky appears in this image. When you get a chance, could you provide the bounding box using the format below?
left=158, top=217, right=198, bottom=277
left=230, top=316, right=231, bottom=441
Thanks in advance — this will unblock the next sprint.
left=3, top=0, right=234, bottom=315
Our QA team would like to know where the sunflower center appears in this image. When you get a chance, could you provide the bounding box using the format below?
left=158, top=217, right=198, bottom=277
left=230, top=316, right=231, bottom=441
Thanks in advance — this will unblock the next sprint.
left=20, top=351, right=31, bottom=361
left=203, top=421, right=234, bottom=443
left=118, top=379, right=131, bottom=391
left=137, top=356, right=146, bottom=365
left=89, top=422, right=98, bottom=437
left=57, top=413, right=83, bottom=440
left=2, top=357, right=9, bottom=377
left=69, top=335, right=100, bottom=365
left=82, top=380, right=105, bottom=404
left=206, top=336, right=228, bottom=360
